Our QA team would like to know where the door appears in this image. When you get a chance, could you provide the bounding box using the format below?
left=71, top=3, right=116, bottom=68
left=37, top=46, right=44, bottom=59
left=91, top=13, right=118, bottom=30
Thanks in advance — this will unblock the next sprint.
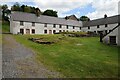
left=26, top=29, right=30, bottom=34
left=49, top=30, right=52, bottom=34
left=53, top=30, right=56, bottom=34
left=110, top=36, right=116, bottom=45
left=20, top=29, right=24, bottom=34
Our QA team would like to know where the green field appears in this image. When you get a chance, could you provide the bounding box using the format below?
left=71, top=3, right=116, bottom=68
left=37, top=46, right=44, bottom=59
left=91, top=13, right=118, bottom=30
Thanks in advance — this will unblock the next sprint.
left=14, top=34, right=119, bottom=78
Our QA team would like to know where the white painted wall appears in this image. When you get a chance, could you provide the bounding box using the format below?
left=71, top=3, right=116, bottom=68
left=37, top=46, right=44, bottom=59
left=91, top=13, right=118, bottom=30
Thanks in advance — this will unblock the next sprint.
left=10, top=21, right=81, bottom=34
left=35, top=23, right=44, bottom=34
left=81, top=23, right=118, bottom=33
left=11, top=21, right=20, bottom=34
left=10, top=20, right=13, bottom=33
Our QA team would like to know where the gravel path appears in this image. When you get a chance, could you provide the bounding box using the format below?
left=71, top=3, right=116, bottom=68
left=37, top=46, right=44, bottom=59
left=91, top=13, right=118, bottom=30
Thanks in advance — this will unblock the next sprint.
left=2, top=34, right=62, bottom=78
left=0, top=35, right=2, bottom=79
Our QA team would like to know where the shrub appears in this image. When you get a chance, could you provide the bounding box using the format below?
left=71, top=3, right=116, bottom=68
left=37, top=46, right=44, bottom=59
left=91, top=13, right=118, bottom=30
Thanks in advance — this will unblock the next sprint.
left=60, top=31, right=88, bottom=37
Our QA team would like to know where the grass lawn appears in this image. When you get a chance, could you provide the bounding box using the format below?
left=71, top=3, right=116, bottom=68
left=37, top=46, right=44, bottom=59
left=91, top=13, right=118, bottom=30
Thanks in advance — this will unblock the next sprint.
left=2, top=21, right=10, bottom=33
left=13, top=34, right=119, bottom=78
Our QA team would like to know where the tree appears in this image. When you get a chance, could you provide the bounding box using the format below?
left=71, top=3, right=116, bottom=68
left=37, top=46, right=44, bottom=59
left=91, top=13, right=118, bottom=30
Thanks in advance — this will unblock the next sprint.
left=11, top=3, right=42, bottom=16
left=1, top=4, right=8, bottom=18
left=4, top=9, right=11, bottom=17
left=0, top=5, right=2, bottom=19
left=1, top=4, right=8, bottom=10
left=0, top=5, right=2, bottom=9
left=79, top=16, right=90, bottom=21
left=24, top=6, right=31, bottom=13
left=30, top=7, right=36, bottom=13
left=11, top=2, right=21, bottom=11
left=1, top=4, right=10, bottom=21
left=42, top=9, right=58, bottom=17
left=34, top=8, right=42, bottom=17
left=21, top=5, right=25, bottom=12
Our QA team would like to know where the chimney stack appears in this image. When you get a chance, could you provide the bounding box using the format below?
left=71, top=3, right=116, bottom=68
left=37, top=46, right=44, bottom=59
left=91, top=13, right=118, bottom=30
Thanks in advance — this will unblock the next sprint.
left=104, top=14, right=107, bottom=18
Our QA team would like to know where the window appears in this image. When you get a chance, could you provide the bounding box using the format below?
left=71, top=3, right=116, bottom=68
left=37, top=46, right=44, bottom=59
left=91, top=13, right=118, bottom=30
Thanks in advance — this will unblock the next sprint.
left=88, top=26, right=90, bottom=29
left=80, top=27, right=81, bottom=30
left=32, top=22, right=35, bottom=26
left=66, top=25, right=69, bottom=29
left=20, top=29, right=24, bottom=34
left=105, top=24, right=108, bottom=27
left=44, top=23, right=47, bottom=27
left=97, top=31, right=101, bottom=34
left=26, top=29, right=30, bottom=34
left=63, top=30, right=65, bottom=32
left=53, top=24, right=56, bottom=28
left=20, top=21, right=24, bottom=26
left=32, top=29, right=35, bottom=34
left=59, top=30, right=62, bottom=33
left=49, top=30, right=52, bottom=34
left=73, top=26, right=74, bottom=29
left=97, top=25, right=99, bottom=28
left=44, top=30, right=47, bottom=34
left=59, top=25, right=62, bottom=28
left=53, top=30, right=56, bottom=34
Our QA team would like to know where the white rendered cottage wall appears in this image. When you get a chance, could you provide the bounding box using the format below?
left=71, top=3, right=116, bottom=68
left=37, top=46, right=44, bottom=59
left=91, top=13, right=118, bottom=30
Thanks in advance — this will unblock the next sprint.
left=11, top=21, right=35, bottom=34
left=41, top=24, right=81, bottom=34
left=11, top=21, right=81, bottom=34
left=54, top=25, right=60, bottom=33
left=35, top=23, right=44, bottom=34
left=20, top=22, right=35, bottom=34
left=10, top=19, right=14, bottom=34
left=11, top=21, right=20, bottom=34
left=81, top=23, right=118, bottom=33
left=53, top=25, right=67, bottom=33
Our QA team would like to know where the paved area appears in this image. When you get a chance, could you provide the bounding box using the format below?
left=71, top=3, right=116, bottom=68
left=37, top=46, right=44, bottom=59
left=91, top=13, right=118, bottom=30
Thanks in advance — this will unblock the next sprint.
left=0, top=25, right=2, bottom=79
left=2, top=34, right=61, bottom=78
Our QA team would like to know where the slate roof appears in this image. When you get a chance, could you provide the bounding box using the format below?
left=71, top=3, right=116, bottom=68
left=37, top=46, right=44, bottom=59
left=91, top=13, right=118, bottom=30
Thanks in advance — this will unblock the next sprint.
left=65, top=15, right=79, bottom=21
left=11, top=12, right=81, bottom=27
left=83, top=15, right=120, bottom=27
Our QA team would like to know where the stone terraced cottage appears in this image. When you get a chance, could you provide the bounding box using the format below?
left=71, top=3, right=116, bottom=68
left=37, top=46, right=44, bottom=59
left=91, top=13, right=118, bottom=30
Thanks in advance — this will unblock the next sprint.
left=10, top=12, right=120, bottom=46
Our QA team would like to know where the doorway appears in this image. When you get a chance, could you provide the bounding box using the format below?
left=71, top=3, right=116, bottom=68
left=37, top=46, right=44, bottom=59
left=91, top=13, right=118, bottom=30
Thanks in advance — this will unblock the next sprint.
left=109, top=36, right=116, bottom=45
left=49, top=30, right=52, bottom=34
left=20, top=29, right=24, bottom=34
left=26, top=29, right=30, bottom=34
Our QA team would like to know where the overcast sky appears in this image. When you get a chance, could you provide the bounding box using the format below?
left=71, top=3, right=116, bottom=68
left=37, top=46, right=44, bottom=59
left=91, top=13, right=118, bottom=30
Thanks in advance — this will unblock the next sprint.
left=1, top=0, right=120, bottom=20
